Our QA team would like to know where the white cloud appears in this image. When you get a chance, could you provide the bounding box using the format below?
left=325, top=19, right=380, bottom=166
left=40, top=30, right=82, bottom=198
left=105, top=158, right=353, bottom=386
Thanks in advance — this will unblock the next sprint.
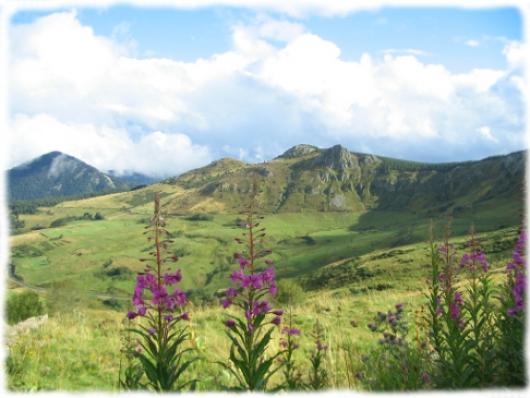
left=382, top=48, right=431, bottom=57
left=477, top=126, right=499, bottom=143
left=503, top=40, right=526, bottom=69
left=253, top=15, right=305, bottom=42
left=453, top=68, right=505, bottom=92
left=8, top=11, right=525, bottom=173
left=465, top=39, right=480, bottom=48
left=9, top=114, right=211, bottom=177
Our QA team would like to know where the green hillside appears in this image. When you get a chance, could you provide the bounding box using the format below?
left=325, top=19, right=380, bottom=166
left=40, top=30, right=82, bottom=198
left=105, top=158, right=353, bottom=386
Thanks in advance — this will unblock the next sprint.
left=160, top=145, right=525, bottom=214
left=6, top=146, right=525, bottom=391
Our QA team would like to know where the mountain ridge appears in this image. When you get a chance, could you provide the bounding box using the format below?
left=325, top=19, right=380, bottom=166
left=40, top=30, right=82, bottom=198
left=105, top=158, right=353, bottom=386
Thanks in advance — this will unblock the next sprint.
left=161, top=145, right=525, bottom=215
left=7, top=147, right=525, bottom=215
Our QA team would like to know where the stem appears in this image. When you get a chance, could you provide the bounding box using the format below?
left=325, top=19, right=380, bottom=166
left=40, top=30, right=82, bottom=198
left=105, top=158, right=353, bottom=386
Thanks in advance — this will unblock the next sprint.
left=154, top=193, right=163, bottom=364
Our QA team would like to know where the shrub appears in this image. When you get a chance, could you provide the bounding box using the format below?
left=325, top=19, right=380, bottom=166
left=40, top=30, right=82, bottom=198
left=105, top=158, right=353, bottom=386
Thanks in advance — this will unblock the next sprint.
left=82, top=212, right=94, bottom=220
left=10, top=213, right=25, bottom=230
left=50, top=216, right=76, bottom=228
left=102, top=298, right=123, bottom=310
left=98, top=266, right=133, bottom=280
left=185, top=213, right=213, bottom=221
left=360, top=304, right=432, bottom=391
left=94, top=212, right=105, bottom=220
left=30, top=224, right=45, bottom=231
left=8, top=262, right=23, bottom=282
left=7, top=290, right=45, bottom=325
left=276, top=279, right=305, bottom=305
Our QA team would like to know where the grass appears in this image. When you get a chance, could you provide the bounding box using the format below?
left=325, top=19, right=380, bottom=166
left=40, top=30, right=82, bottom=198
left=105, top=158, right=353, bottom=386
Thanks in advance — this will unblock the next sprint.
left=7, top=223, right=518, bottom=390
left=6, top=185, right=522, bottom=390
left=11, top=203, right=519, bottom=309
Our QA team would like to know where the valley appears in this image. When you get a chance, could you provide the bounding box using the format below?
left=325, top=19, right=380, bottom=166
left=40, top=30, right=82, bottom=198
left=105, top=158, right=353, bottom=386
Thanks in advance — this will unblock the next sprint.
left=6, top=144, right=525, bottom=390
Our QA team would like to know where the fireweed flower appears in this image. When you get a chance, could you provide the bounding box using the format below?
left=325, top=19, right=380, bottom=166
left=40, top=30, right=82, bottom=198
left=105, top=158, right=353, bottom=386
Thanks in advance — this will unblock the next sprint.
left=219, top=186, right=287, bottom=391
left=460, top=251, right=489, bottom=272
left=368, top=304, right=408, bottom=347
left=308, top=321, right=329, bottom=390
left=507, top=229, right=526, bottom=317
left=222, top=256, right=282, bottom=332
left=282, top=327, right=301, bottom=336
left=124, top=193, right=196, bottom=391
left=129, top=272, right=188, bottom=319
left=438, top=244, right=456, bottom=262
left=180, top=312, right=190, bottom=321
left=450, top=291, right=463, bottom=321
left=278, top=310, right=303, bottom=390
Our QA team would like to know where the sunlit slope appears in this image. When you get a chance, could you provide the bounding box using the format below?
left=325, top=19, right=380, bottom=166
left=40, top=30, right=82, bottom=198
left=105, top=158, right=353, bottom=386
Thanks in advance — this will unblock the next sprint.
left=161, top=145, right=525, bottom=214
left=10, top=195, right=521, bottom=312
left=9, top=146, right=524, bottom=311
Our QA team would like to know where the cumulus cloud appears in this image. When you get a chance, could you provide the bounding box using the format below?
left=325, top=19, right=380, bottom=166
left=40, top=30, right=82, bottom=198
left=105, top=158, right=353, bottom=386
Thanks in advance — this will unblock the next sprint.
left=9, top=114, right=211, bottom=177
left=8, top=11, right=525, bottom=173
left=477, top=126, right=499, bottom=143
left=503, top=40, right=526, bottom=69
left=465, top=39, right=480, bottom=48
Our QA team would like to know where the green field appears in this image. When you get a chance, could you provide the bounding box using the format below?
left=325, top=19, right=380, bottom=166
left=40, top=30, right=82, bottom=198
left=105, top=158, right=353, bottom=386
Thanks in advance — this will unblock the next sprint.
left=6, top=183, right=523, bottom=391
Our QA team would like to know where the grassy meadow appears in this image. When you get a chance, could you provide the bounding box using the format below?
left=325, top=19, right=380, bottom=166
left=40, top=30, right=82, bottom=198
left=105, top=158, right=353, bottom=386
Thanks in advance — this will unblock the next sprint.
left=6, top=183, right=524, bottom=391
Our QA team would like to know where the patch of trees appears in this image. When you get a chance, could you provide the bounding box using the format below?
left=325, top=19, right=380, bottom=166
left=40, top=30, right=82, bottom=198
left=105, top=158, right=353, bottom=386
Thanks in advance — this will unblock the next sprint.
left=185, top=213, right=214, bottom=221
left=102, top=298, right=124, bottom=310
left=9, top=213, right=25, bottom=230
left=301, top=261, right=377, bottom=290
left=95, top=266, right=133, bottom=280
left=8, top=262, right=24, bottom=282
left=49, top=212, right=105, bottom=228
left=8, top=189, right=125, bottom=211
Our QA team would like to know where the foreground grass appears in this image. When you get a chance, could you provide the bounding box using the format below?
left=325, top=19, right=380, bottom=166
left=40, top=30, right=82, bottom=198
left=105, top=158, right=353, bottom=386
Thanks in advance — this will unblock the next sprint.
left=7, top=227, right=517, bottom=391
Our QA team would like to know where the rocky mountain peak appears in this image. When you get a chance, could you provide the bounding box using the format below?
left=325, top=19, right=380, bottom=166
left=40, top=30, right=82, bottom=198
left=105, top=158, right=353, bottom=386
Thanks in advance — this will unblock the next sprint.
left=276, top=144, right=320, bottom=159
left=310, top=144, right=358, bottom=170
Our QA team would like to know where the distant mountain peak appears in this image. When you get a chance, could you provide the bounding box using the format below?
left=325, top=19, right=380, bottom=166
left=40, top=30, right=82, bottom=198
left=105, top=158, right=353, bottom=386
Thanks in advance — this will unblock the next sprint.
left=276, top=144, right=320, bottom=159
left=208, top=157, right=246, bottom=168
left=43, top=150, right=66, bottom=157
left=305, top=144, right=360, bottom=170
left=8, top=151, right=129, bottom=201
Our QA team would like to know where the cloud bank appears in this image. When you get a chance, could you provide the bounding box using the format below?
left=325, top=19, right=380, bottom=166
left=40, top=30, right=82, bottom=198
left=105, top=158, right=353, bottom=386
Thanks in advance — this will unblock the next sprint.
left=8, top=10, right=525, bottom=175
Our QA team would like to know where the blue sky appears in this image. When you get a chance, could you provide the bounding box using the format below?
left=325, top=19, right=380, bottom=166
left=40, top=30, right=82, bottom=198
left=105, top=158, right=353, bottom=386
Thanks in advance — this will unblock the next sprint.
left=12, top=6, right=522, bottom=70
left=8, top=4, right=526, bottom=176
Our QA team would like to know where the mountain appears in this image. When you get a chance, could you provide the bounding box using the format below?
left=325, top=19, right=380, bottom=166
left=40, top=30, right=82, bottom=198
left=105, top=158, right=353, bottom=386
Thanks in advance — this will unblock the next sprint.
left=160, top=144, right=525, bottom=215
left=8, top=151, right=130, bottom=201
left=106, top=170, right=159, bottom=188
left=8, top=146, right=525, bottom=214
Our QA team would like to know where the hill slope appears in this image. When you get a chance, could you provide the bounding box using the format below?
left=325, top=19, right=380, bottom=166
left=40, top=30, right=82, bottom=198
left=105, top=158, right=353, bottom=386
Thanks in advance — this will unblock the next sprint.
left=8, top=152, right=128, bottom=200
left=162, top=144, right=525, bottom=215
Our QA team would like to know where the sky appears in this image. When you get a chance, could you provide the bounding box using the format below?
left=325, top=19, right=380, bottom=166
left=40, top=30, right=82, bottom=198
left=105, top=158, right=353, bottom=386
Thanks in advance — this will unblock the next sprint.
left=7, top=2, right=527, bottom=177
